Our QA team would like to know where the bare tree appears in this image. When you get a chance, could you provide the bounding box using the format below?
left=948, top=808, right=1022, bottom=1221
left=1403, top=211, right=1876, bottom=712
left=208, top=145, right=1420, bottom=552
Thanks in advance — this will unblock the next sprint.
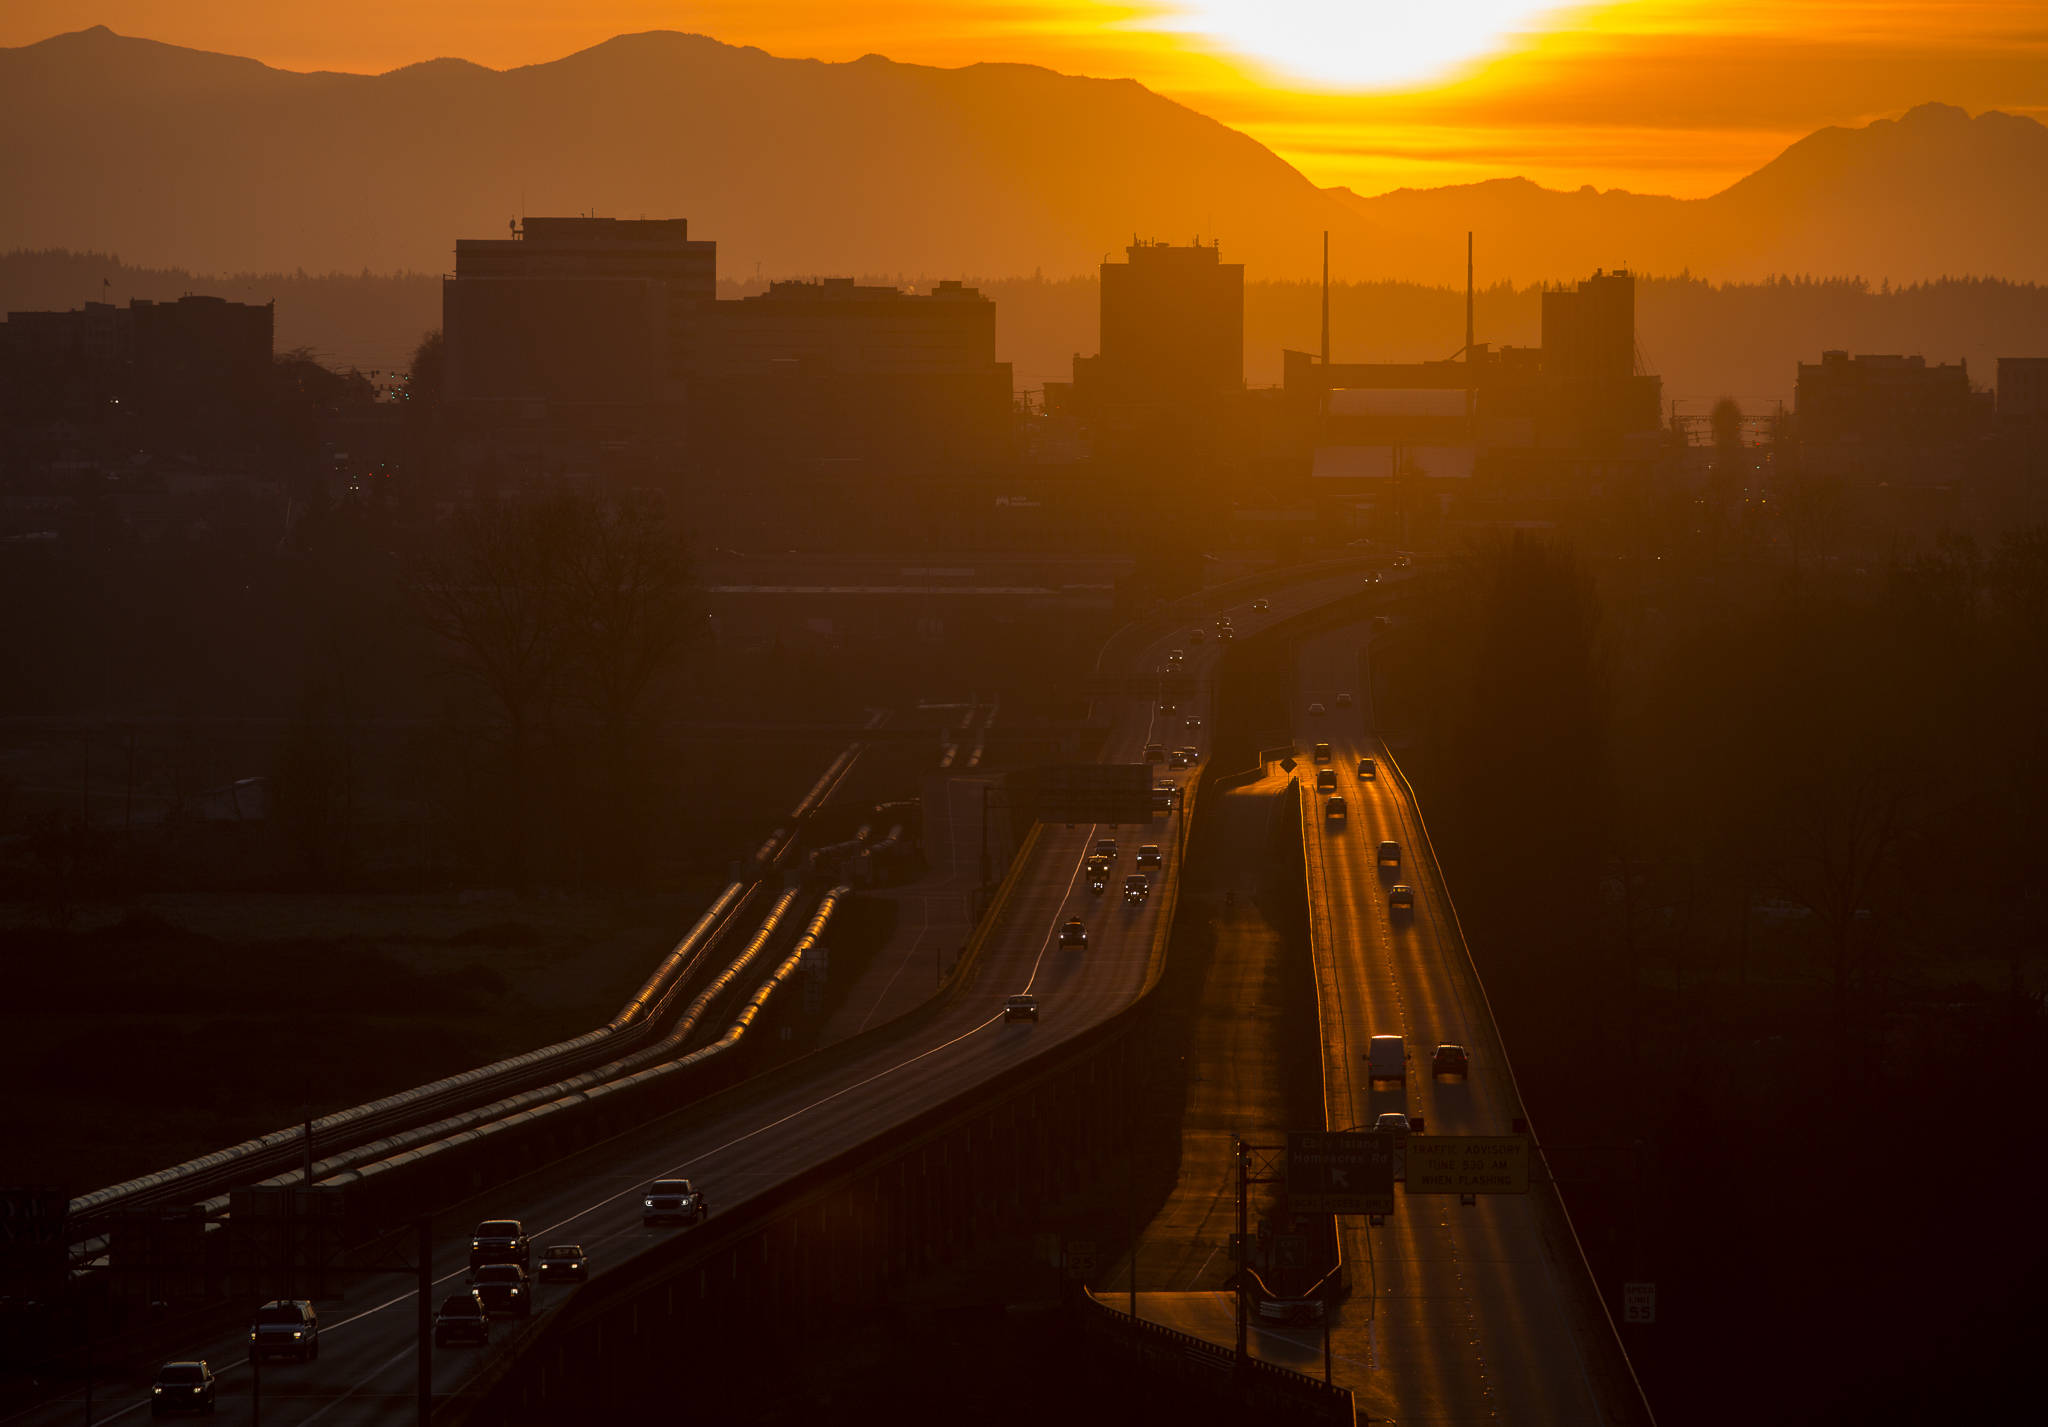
left=558, top=494, right=702, bottom=882
left=414, top=498, right=577, bottom=888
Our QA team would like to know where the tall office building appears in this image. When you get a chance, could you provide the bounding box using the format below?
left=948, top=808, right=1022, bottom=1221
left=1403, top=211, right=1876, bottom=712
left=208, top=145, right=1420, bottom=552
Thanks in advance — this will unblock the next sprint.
left=694, top=278, right=1012, bottom=466
left=443, top=217, right=716, bottom=417
left=1536, top=268, right=1659, bottom=438
left=1073, top=240, right=1244, bottom=411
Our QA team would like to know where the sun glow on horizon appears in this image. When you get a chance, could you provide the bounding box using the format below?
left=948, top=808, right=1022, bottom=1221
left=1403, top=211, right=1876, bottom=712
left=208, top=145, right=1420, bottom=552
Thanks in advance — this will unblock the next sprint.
left=1155, top=0, right=1589, bottom=89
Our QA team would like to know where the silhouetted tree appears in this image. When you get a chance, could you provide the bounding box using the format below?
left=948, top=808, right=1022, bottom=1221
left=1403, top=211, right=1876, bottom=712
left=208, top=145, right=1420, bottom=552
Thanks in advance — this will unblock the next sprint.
left=415, top=498, right=578, bottom=888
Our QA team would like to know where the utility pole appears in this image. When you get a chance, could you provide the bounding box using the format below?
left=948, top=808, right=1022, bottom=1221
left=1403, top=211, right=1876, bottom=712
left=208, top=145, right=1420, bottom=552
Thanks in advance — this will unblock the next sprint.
left=417, top=1217, right=433, bottom=1425
left=1234, top=1138, right=1249, bottom=1361
left=1465, top=231, right=1476, bottom=419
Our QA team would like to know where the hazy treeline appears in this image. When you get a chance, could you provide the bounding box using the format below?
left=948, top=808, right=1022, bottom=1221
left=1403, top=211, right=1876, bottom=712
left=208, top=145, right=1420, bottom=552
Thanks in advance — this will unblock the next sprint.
left=8, top=250, right=2042, bottom=411
left=1380, top=533, right=2048, bottom=1423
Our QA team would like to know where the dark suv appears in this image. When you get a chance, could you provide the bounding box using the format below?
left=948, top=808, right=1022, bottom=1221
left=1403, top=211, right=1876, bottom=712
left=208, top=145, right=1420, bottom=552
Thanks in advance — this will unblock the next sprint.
left=471, top=1263, right=533, bottom=1317
left=434, top=1291, right=491, bottom=1347
left=469, top=1220, right=531, bottom=1272
left=248, top=1300, right=318, bottom=1362
left=642, top=1178, right=707, bottom=1226
left=150, top=1361, right=217, bottom=1417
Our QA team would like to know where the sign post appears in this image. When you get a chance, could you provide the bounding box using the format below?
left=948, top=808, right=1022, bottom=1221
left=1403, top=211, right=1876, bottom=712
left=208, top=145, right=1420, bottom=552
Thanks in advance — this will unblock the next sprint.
left=1403, top=1135, right=1531, bottom=1196
left=1286, top=1131, right=1395, bottom=1216
left=1624, top=1281, right=1656, bottom=1325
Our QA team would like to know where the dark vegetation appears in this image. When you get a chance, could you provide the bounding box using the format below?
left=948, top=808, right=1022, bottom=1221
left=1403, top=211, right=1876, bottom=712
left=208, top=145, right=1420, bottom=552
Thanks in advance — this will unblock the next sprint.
left=1373, top=529, right=2048, bottom=1426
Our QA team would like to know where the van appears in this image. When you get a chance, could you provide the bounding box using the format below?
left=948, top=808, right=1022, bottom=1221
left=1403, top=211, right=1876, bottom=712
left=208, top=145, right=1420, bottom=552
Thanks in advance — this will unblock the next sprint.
left=1367, top=1034, right=1406, bottom=1083
left=1314, top=768, right=1337, bottom=793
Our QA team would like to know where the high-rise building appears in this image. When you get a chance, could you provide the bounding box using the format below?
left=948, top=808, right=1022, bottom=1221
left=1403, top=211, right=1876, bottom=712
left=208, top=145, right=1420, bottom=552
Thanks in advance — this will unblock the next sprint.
left=1537, top=269, right=1659, bottom=437
left=442, top=217, right=716, bottom=417
left=1073, top=240, right=1243, bottom=411
left=693, top=278, right=1012, bottom=467
left=0, top=295, right=273, bottom=443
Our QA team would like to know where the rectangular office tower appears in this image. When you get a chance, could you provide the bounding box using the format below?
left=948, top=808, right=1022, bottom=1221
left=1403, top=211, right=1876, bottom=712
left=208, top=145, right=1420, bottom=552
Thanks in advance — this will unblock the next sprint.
left=694, top=278, right=1012, bottom=467
left=443, top=217, right=716, bottom=418
left=1075, top=239, right=1244, bottom=411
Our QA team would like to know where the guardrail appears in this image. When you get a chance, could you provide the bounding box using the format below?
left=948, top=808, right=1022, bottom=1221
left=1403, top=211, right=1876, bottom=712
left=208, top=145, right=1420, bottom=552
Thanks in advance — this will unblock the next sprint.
left=67, top=880, right=755, bottom=1237
left=322, top=890, right=851, bottom=1237
left=219, top=888, right=806, bottom=1218
left=71, top=711, right=885, bottom=1247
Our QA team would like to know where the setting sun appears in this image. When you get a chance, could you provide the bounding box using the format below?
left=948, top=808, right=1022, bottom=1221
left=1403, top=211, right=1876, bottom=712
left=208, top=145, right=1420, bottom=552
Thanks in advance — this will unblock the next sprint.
left=1159, top=0, right=1578, bottom=88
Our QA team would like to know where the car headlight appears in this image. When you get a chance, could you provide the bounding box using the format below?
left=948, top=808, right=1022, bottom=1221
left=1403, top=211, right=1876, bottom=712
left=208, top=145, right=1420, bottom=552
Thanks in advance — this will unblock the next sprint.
left=471, top=1240, right=481, bottom=1249
left=153, top=1387, right=163, bottom=1394
left=291, top=1330, right=302, bottom=1338
left=644, top=1198, right=655, bottom=1206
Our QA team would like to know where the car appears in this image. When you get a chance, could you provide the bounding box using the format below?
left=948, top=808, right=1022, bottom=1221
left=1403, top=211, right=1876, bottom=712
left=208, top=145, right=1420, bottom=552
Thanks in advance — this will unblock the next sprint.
left=1432, top=1044, right=1470, bottom=1077
left=1372, top=1111, right=1414, bottom=1136
left=1157, top=700, right=1176, bottom=715
left=1377, top=840, right=1401, bottom=871
left=1315, top=768, right=1337, bottom=793
left=1214, top=616, right=1231, bottom=631
left=150, top=1361, right=217, bottom=1417
left=1336, top=692, right=1353, bottom=708
left=1150, top=783, right=1176, bottom=812
left=1326, top=794, right=1347, bottom=822
left=1389, top=884, right=1415, bottom=915
left=1309, top=702, right=1326, bottom=717
left=1144, top=742, right=1166, bottom=763
left=1368, top=570, right=1383, bottom=584
left=1123, top=874, right=1150, bottom=905
left=1357, top=757, right=1376, bottom=779
left=1393, top=554, right=1412, bottom=569
left=1312, top=741, right=1331, bottom=763
left=1367, top=1034, right=1406, bottom=1082
left=1216, top=627, right=1234, bottom=641
left=469, top=1220, right=531, bottom=1272
left=1251, top=598, right=1270, bottom=612
left=248, top=1300, right=318, bottom=1362
left=1168, top=749, right=1193, bottom=769
left=434, top=1291, right=492, bottom=1348
left=536, top=1244, right=589, bottom=1283
left=642, top=1178, right=706, bottom=1226
left=1059, top=917, right=1088, bottom=949
left=1167, top=648, right=1185, bottom=664
left=1190, top=629, right=1206, bottom=644
left=1136, top=844, right=1162, bottom=869
left=470, top=1263, right=533, bottom=1317
left=1184, top=716, right=1203, bottom=732
left=1003, top=994, right=1040, bottom=1022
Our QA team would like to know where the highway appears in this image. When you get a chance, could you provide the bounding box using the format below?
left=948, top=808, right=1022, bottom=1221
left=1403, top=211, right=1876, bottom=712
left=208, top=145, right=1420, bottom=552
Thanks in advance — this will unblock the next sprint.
left=1119, top=618, right=1623, bottom=1423
left=12, top=570, right=1372, bottom=1427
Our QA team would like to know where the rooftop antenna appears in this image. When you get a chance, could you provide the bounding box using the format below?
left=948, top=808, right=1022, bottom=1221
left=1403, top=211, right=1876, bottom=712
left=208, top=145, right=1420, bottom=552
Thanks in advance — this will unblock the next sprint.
left=1465, top=231, right=1475, bottom=418
left=1320, top=231, right=1330, bottom=369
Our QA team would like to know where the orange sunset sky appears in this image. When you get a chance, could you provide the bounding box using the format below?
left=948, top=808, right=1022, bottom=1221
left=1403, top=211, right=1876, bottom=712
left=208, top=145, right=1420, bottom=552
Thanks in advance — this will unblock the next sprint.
left=6, top=2, right=2045, bottom=196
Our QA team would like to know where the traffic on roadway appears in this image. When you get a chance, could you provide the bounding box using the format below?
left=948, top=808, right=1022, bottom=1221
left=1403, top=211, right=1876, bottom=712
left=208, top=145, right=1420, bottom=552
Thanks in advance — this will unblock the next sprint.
left=9, top=569, right=1373, bottom=1427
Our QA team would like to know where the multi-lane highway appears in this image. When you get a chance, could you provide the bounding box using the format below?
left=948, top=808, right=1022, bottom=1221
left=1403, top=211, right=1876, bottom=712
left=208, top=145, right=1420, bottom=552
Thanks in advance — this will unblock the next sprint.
left=11, top=569, right=1371, bottom=1427
left=1122, top=617, right=1637, bottom=1423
